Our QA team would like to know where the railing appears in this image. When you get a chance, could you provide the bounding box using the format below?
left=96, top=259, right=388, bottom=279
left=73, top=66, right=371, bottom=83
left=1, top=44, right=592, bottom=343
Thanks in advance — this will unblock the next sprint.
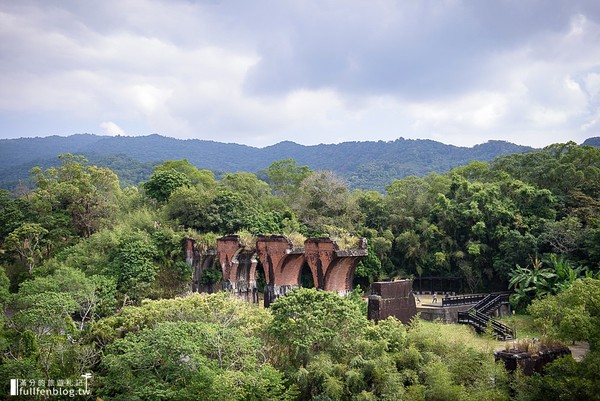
left=457, top=292, right=513, bottom=340
left=477, top=292, right=510, bottom=315
left=458, top=310, right=513, bottom=340
left=442, top=293, right=487, bottom=307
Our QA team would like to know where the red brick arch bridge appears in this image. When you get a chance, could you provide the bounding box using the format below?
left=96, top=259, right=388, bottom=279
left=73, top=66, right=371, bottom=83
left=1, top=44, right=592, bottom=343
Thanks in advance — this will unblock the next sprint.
left=184, top=235, right=368, bottom=306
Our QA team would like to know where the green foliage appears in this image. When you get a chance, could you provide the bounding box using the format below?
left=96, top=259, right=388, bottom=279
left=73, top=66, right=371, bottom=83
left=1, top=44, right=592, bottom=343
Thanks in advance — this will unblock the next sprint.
left=355, top=241, right=383, bottom=286
left=265, top=158, right=312, bottom=199
left=90, top=292, right=272, bottom=346
left=10, top=266, right=116, bottom=334
left=543, top=253, right=589, bottom=292
left=109, top=230, right=159, bottom=302
left=100, top=321, right=293, bottom=401
left=11, top=288, right=78, bottom=336
left=221, top=171, right=272, bottom=203
left=2, top=142, right=600, bottom=399
left=422, top=360, right=470, bottom=401
left=269, top=288, right=368, bottom=369
left=208, top=189, right=253, bottom=233
left=357, top=190, right=390, bottom=231
left=143, top=168, right=191, bottom=202
left=514, top=351, right=600, bottom=401
left=347, top=286, right=368, bottom=316
left=509, top=257, right=557, bottom=309
left=200, top=266, right=222, bottom=286
left=528, top=278, right=600, bottom=350
left=29, top=154, right=121, bottom=238
left=0, top=190, right=28, bottom=242
left=155, top=159, right=217, bottom=190
left=165, top=186, right=211, bottom=229
left=5, top=223, right=48, bottom=275
left=292, top=170, right=360, bottom=233
left=0, top=267, right=10, bottom=307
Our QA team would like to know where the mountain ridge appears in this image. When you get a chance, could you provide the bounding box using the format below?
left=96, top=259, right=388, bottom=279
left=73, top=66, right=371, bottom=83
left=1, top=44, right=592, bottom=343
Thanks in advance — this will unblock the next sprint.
left=2, top=134, right=592, bottom=192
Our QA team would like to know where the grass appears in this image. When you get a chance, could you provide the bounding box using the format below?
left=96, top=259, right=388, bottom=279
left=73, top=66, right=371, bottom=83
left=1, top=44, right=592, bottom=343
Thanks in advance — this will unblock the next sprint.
left=414, top=312, right=547, bottom=355
left=498, top=314, right=541, bottom=339
left=287, top=232, right=307, bottom=248
left=236, top=230, right=256, bottom=248
left=502, top=337, right=567, bottom=354
left=415, top=319, right=500, bottom=353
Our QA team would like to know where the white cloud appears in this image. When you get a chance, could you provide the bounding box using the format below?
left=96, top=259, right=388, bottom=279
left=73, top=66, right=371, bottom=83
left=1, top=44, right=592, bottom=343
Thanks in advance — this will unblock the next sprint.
left=584, top=73, right=600, bottom=99
left=1, top=0, right=600, bottom=147
left=100, top=121, right=126, bottom=136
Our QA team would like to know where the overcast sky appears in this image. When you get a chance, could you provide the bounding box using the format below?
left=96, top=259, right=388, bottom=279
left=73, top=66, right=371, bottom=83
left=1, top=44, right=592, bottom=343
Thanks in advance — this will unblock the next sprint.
left=1, top=0, right=600, bottom=148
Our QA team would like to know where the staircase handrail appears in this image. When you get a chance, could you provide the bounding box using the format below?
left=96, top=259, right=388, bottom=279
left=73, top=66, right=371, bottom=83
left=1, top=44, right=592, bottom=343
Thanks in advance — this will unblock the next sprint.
left=477, top=295, right=503, bottom=314
left=442, top=293, right=487, bottom=306
left=473, top=292, right=511, bottom=315
left=458, top=294, right=514, bottom=340
left=458, top=311, right=513, bottom=340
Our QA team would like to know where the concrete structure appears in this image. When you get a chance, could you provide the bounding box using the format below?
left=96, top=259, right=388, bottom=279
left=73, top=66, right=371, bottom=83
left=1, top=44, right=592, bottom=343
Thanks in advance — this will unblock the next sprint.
left=368, top=280, right=417, bottom=324
left=184, top=238, right=217, bottom=293
left=304, top=237, right=368, bottom=294
left=417, top=304, right=474, bottom=323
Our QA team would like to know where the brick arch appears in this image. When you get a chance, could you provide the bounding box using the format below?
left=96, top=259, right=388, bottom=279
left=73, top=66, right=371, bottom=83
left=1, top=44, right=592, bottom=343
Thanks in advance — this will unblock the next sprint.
left=323, top=258, right=360, bottom=294
left=304, top=238, right=336, bottom=290
left=305, top=238, right=368, bottom=294
left=184, top=238, right=218, bottom=293
left=216, top=235, right=259, bottom=302
left=256, top=235, right=305, bottom=306
left=213, top=235, right=367, bottom=305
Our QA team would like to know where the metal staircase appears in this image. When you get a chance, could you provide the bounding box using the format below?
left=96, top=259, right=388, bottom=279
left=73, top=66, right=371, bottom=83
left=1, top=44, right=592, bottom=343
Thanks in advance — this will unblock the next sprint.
left=457, top=292, right=513, bottom=340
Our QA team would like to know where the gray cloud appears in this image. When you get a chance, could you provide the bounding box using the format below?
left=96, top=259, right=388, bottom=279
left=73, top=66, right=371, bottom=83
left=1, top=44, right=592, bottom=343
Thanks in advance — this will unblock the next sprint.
left=0, top=0, right=599, bottom=148
left=242, top=0, right=600, bottom=98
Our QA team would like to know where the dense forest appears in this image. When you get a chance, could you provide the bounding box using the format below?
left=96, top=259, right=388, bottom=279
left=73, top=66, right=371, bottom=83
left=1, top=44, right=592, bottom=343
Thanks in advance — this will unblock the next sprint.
left=0, top=134, right=537, bottom=192
left=0, top=141, right=599, bottom=400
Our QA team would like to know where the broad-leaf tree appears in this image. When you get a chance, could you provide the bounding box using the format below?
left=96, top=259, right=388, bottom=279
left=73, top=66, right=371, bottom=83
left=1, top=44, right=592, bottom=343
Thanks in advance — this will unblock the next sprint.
left=5, top=223, right=48, bottom=275
left=143, top=168, right=191, bottom=202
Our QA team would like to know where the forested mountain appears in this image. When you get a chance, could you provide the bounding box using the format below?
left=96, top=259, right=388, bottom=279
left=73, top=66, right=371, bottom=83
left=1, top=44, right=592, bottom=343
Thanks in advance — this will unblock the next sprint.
left=0, top=134, right=536, bottom=191
left=583, top=136, right=600, bottom=147
left=1, top=141, right=599, bottom=400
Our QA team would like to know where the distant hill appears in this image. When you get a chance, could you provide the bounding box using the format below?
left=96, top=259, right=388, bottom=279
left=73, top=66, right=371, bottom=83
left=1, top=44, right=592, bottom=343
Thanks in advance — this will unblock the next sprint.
left=583, top=137, right=600, bottom=147
left=0, top=134, right=548, bottom=192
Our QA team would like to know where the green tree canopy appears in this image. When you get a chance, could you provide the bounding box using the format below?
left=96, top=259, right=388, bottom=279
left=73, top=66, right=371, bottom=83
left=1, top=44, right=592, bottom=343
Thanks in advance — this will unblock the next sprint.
left=265, top=158, right=312, bottom=200
left=154, top=159, right=217, bottom=191
left=5, top=223, right=48, bottom=275
left=528, top=278, right=600, bottom=350
left=143, top=168, right=191, bottom=202
left=269, top=288, right=368, bottom=369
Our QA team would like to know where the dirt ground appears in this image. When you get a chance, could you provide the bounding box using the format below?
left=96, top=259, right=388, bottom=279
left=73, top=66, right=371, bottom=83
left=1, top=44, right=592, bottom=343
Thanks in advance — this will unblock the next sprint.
left=414, top=293, right=446, bottom=307
left=563, top=342, right=589, bottom=361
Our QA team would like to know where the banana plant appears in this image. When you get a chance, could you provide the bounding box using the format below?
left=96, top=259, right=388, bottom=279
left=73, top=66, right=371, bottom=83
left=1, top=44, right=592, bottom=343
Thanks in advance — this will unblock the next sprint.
left=509, top=256, right=557, bottom=308
left=544, top=253, right=589, bottom=293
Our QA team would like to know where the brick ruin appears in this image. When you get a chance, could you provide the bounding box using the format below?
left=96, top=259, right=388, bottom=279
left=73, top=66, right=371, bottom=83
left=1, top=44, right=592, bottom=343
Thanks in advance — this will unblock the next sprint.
left=216, top=235, right=260, bottom=303
left=367, top=280, right=418, bottom=324
left=256, top=235, right=305, bottom=307
left=495, top=345, right=572, bottom=375
left=184, top=235, right=367, bottom=306
left=184, top=238, right=217, bottom=293
left=304, top=237, right=368, bottom=294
